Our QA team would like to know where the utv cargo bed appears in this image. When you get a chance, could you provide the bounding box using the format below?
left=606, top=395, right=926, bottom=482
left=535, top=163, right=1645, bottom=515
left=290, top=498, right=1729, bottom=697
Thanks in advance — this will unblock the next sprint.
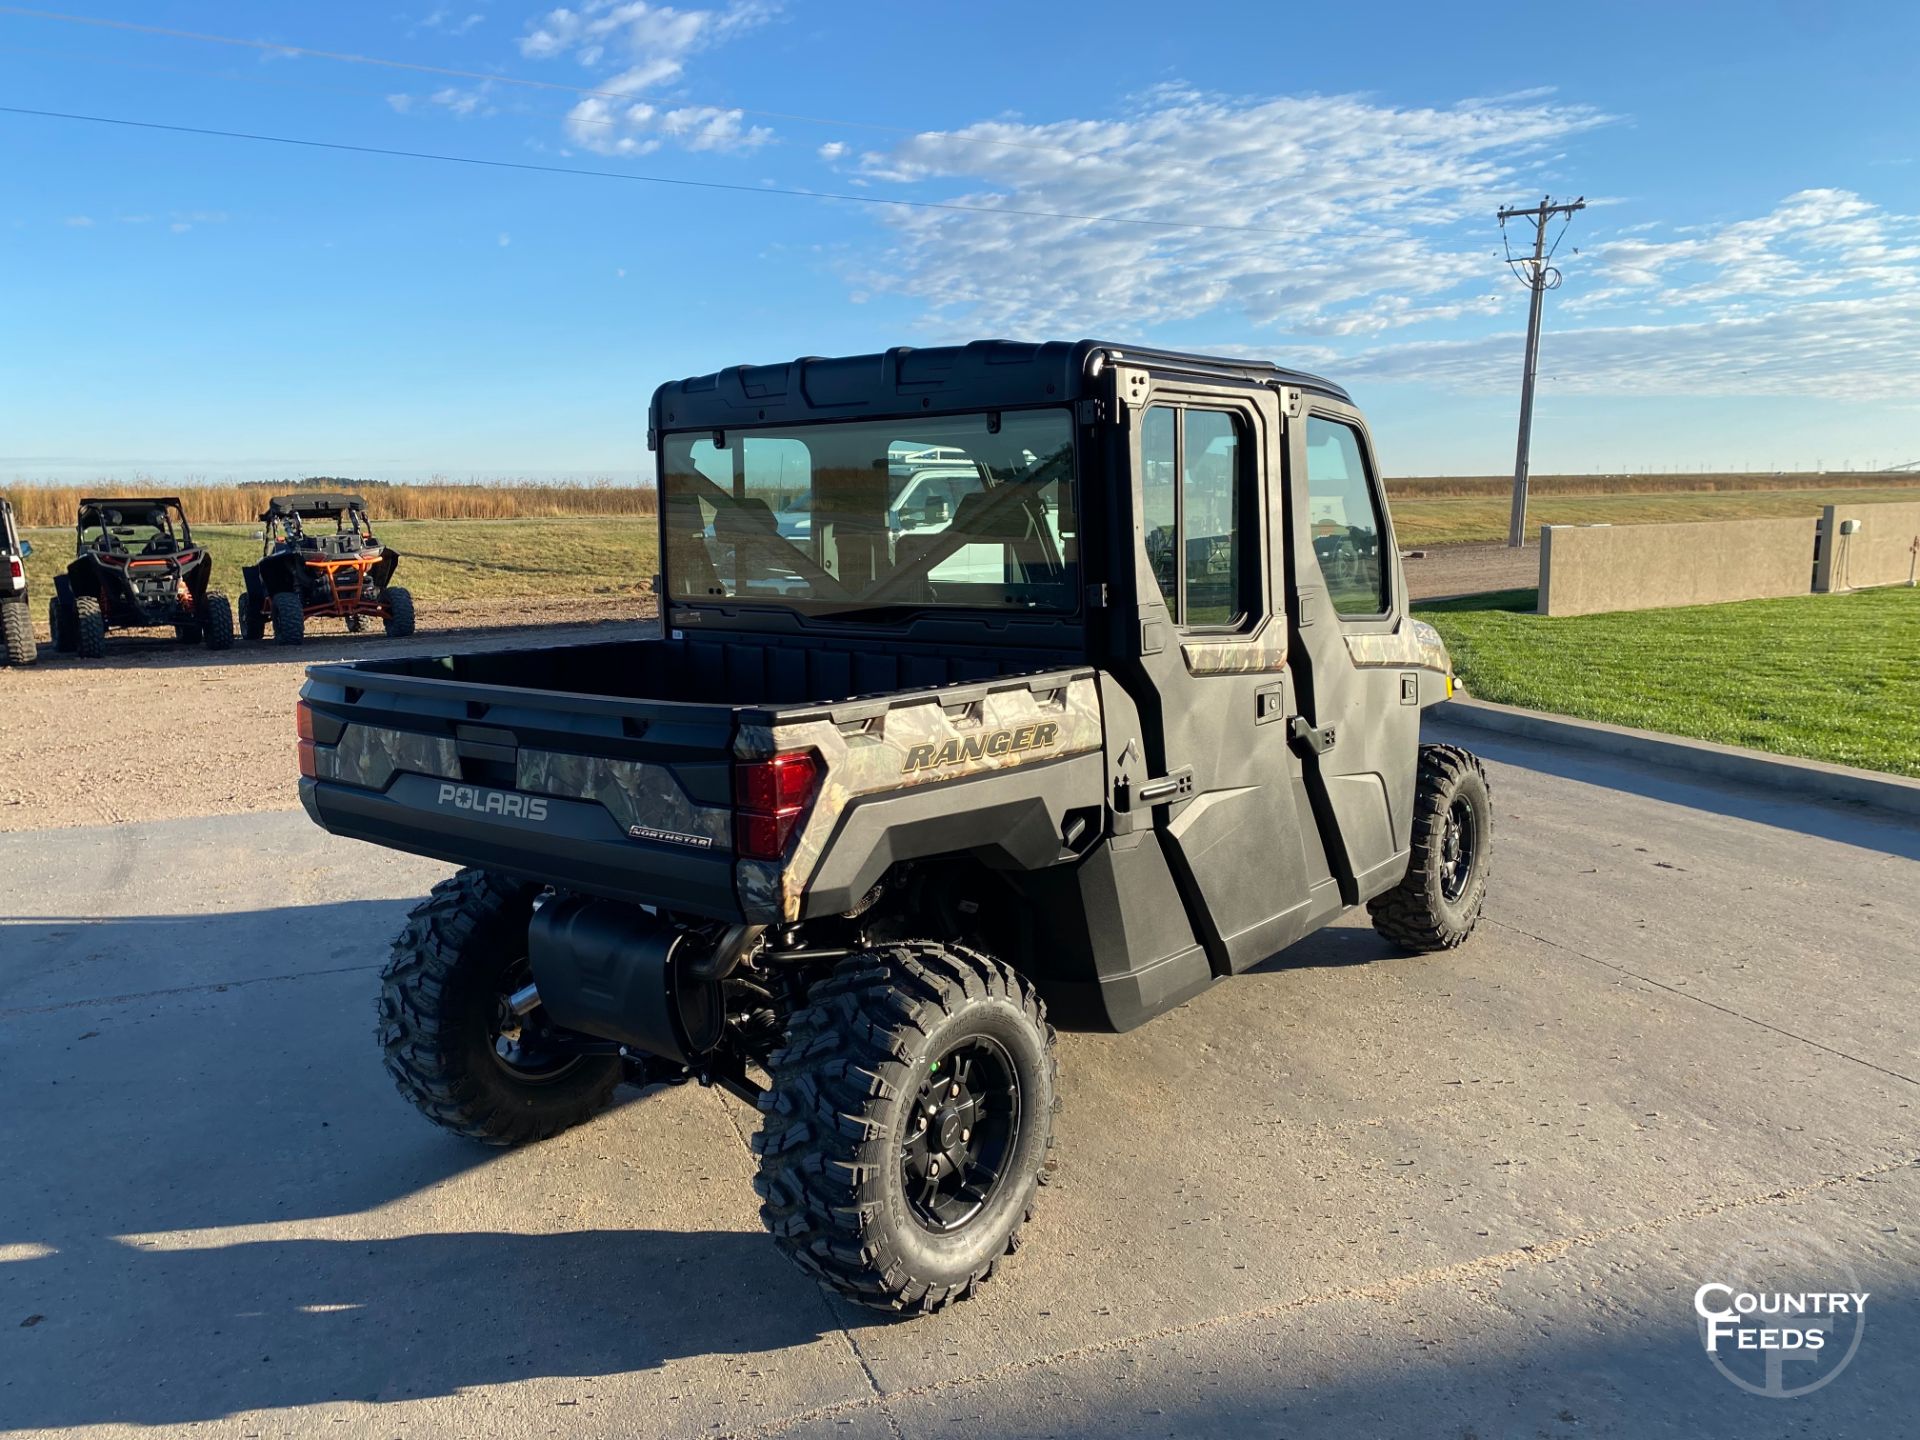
left=300, top=630, right=1104, bottom=924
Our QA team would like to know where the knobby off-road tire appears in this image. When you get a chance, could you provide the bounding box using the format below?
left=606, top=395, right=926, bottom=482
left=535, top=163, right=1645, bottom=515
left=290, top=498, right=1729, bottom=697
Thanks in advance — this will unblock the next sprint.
left=1368, top=743, right=1493, bottom=952
left=383, top=586, right=416, bottom=639
left=239, top=594, right=268, bottom=643
left=73, top=595, right=107, bottom=659
left=753, top=942, right=1058, bottom=1314
left=270, top=590, right=305, bottom=646
left=378, top=869, right=621, bottom=1145
left=1, top=600, right=35, bottom=665
left=199, top=592, right=235, bottom=650
left=48, top=595, right=75, bottom=653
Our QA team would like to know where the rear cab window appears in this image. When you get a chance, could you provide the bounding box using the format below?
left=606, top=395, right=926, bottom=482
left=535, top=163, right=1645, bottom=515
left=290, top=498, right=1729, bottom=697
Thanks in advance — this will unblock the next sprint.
left=1141, top=404, right=1251, bottom=631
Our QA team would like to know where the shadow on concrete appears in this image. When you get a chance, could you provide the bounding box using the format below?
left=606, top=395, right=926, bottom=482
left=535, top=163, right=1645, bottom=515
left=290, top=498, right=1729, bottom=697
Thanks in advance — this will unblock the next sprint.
left=1426, top=718, right=1920, bottom=862
left=830, top=1297, right=1914, bottom=1440
left=1248, top=921, right=1400, bottom=973
left=0, top=1228, right=837, bottom=1429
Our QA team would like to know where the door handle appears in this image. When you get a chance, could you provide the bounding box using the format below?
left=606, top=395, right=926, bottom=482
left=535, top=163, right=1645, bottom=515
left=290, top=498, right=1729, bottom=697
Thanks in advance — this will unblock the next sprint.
left=1288, top=715, right=1337, bottom=755
left=1123, top=768, right=1195, bottom=810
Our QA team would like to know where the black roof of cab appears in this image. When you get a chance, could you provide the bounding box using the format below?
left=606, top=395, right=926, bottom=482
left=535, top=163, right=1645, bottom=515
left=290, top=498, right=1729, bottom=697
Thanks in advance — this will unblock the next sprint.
left=79, top=496, right=185, bottom=510
left=650, top=339, right=1350, bottom=438
left=266, top=493, right=367, bottom=518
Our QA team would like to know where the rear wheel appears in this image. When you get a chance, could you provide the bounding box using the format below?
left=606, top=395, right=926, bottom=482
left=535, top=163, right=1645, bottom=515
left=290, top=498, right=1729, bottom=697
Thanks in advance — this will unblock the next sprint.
left=239, top=591, right=267, bottom=642
left=73, top=595, right=107, bottom=659
left=48, top=595, right=76, bottom=653
left=269, top=590, right=305, bottom=646
left=383, top=586, right=416, bottom=638
left=199, top=591, right=235, bottom=650
left=377, top=869, right=620, bottom=1145
left=753, top=942, right=1057, bottom=1313
left=1, top=599, right=35, bottom=665
left=1368, top=743, right=1492, bottom=952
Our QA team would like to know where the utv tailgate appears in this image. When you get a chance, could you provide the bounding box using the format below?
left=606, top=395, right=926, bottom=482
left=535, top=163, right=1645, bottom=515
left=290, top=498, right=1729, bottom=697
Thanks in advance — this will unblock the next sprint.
left=299, top=657, right=746, bottom=918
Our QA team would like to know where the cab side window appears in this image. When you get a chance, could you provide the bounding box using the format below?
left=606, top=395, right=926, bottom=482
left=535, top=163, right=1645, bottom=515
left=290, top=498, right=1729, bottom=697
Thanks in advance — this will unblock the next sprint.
left=1140, top=404, right=1249, bottom=630
left=1304, top=417, right=1389, bottom=615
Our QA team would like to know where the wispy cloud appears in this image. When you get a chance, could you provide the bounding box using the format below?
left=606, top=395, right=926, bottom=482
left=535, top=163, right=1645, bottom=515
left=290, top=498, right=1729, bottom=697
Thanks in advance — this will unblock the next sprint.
left=413, top=6, right=486, bottom=35
left=834, top=85, right=1609, bottom=340
left=517, top=0, right=776, bottom=154
left=388, top=81, right=498, bottom=118
left=63, top=215, right=94, bottom=228
left=833, top=87, right=1920, bottom=401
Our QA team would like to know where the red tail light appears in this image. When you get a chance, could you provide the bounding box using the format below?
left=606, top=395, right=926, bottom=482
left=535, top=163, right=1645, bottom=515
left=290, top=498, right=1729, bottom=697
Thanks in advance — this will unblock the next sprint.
left=6, top=557, right=20, bottom=584
left=733, top=751, right=820, bottom=859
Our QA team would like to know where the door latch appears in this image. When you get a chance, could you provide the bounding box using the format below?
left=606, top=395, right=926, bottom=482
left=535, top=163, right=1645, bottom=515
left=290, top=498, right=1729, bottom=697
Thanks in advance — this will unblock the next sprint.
left=1288, top=715, right=1337, bottom=755
left=1122, top=767, right=1194, bottom=810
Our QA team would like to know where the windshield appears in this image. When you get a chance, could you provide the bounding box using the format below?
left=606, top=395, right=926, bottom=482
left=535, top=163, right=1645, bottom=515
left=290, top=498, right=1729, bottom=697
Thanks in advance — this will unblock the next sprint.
left=661, top=410, right=1076, bottom=615
left=79, top=505, right=185, bottom=554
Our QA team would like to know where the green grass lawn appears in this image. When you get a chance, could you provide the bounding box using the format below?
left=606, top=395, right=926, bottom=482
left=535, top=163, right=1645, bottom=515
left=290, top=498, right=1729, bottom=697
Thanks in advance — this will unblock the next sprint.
left=19, top=516, right=660, bottom=605
left=1416, top=587, right=1920, bottom=777
left=1389, top=485, right=1920, bottom=548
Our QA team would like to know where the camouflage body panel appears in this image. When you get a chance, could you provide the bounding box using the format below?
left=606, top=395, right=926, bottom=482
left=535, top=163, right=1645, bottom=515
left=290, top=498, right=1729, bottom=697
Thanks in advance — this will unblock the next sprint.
left=313, top=725, right=459, bottom=790
left=1180, top=619, right=1287, bottom=676
left=1344, top=618, right=1451, bottom=674
left=736, top=672, right=1104, bottom=922
left=517, top=748, right=730, bottom=850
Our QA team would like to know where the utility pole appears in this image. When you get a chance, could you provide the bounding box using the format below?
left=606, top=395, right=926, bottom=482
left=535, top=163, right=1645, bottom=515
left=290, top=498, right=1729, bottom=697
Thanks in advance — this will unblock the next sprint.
left=1498, top=195, right=1584, bottom=547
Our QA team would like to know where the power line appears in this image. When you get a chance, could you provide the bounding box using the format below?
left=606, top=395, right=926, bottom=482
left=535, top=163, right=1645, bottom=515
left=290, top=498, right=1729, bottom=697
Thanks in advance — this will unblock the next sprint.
left=0, top=40, right=725, bottom=138
left=0, top=104, right=1291, bottom=236
left=0, top=5, right=1102, bottom=159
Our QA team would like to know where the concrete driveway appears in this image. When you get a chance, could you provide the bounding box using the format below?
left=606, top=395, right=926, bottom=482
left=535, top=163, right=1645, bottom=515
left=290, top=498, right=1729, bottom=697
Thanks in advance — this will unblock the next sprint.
left=2, top=721, right=1914, bottom=1438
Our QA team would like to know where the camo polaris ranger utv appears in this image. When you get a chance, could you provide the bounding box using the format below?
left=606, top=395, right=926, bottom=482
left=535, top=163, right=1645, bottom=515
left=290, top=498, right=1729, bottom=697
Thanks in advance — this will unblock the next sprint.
left=241, top=493, right=415, bottom=645
left=50, top=497, right=234, bottom=658
left=299, top=341, right=1491, bottom=1312
left=2, top=496, right=36, bottom=665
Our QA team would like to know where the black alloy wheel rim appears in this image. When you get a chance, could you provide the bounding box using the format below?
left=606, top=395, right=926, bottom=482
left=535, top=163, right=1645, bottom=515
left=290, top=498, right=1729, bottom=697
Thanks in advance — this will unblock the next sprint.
left=489, top=956, right=581, bottom=1082
left=900, top=1035, right=1022, bottom=1233
left=1439, top=795, right=1478, bottom=903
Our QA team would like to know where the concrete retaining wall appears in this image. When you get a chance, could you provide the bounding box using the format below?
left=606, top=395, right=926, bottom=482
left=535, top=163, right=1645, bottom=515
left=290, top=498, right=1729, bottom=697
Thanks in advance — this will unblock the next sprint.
left=1814, top=500, right=1920, bottom=592
left=1537, top=516, right=1818, bottom=617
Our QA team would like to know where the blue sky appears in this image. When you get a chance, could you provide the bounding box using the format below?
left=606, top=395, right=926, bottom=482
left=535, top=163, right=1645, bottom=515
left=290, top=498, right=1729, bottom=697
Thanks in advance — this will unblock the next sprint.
left=3, top=1, right=1917, bottom=483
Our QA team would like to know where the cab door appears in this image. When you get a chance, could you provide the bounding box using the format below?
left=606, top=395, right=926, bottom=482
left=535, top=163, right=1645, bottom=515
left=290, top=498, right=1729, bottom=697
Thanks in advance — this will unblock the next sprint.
left=1283, top=400, right=1423, bottom=901
left=1105, top=368, right=1333, bottom=974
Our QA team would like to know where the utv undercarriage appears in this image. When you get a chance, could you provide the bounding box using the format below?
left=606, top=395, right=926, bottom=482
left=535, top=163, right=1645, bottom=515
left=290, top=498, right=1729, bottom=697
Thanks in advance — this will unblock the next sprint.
left=302, top=340, right=1493, bottom=1312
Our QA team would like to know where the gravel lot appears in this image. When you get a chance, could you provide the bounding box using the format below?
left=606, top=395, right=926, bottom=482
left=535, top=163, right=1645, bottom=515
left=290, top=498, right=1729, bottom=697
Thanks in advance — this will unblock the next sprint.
left=1401, top=539, right=1542, bottom=601
left=0, top=597, right=656, bottom=832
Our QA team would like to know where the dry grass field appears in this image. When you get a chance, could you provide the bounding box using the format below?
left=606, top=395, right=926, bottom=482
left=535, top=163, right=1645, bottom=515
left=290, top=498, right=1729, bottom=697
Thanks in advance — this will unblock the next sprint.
left=2, top=479, right=656, bottom=529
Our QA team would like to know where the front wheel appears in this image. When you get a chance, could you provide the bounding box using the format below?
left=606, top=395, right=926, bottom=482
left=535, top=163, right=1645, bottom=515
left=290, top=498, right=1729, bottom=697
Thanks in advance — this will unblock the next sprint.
left=753, top=942, right=1057, bottom=1314
left=377, top=869, right=620, bottom=1145
left=1368, top=743, right=1493, bottom=952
